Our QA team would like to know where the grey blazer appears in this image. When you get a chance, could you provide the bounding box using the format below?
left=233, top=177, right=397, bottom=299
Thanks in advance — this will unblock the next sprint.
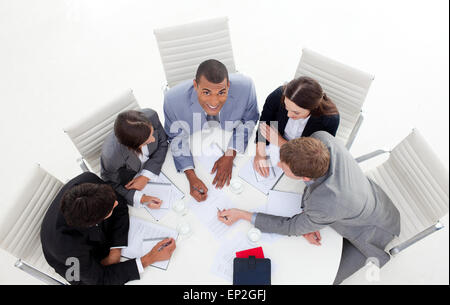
left=254, top=131, right=400, bottom=267
left=100, top=108, right=168, bottom=205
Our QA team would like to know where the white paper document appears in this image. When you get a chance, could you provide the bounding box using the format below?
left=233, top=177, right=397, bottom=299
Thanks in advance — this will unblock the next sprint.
left=195, top=142, right=236, bottom=174
left=265, top=190, right=303, bottom=217
left=188, top=187, right=237, bottom=240
left=210, top=234, right=256, bottom=282
left=142, top=172, right=185, bottom=221
left=121, top=216, right=178, bottom=270
left=195, top=142, right=224, bottom=174
left=257, top=190, right=303, bottom=243
left=239, top=144, right=284, bottom=194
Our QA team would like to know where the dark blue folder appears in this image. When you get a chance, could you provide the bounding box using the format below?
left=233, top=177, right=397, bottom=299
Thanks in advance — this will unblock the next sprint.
left=233, top=256, right=271, bottom=285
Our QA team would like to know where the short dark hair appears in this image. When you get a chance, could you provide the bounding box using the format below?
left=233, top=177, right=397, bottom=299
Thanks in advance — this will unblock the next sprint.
left=280, top=137, right=330, bottom=178
left=195, top=59, right=229, bottom=84
left=60, top=183, right=116, bottom=227
left=114, top=110, right=152, bottom=154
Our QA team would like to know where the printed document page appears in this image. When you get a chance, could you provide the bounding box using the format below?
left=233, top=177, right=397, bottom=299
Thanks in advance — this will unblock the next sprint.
left=121, top=216, right=178, bottom=270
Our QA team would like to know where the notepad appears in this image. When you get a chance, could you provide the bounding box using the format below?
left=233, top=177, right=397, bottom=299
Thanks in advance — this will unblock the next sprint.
left=236, top=247, right=265, bottom=259
left=121, top=216, right=178, bottom=270
left=239, top=144, right=284, bottom=194
left=142, top=172, right=185, bottom=221
left=265, top=190, right=303, bottom=217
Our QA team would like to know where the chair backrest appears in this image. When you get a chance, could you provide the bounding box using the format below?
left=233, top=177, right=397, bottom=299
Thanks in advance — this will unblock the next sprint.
left=154, top=17, right=236, bottom=88
left=0, top=165, right=67, bottom=283
left=294, top=48, right=374, bottom=147
left=365, top=129, right=449, bottom=248
left=64, top=89, right=141, bottom=175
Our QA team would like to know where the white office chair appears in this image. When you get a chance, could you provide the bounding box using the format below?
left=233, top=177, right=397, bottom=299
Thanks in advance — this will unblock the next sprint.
left=64, top=89, right=141, bottom=175
left=294, top=48, right=374, bottom=149
left=154, top=17, right=237, bottom=89
left=0, top=165, right=67, bottom=285
left=356, top=129, right=449, bottom=256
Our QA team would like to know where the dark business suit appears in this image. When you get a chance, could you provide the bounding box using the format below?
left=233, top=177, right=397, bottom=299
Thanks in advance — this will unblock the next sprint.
left=100, top=108, right=168, bottom=205
left=40, top=172, right=140, bottom=285
left=255, top=86, right=340, bottom=144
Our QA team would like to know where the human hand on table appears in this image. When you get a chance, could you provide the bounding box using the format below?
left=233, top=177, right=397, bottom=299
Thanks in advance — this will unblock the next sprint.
left=185, top=169, right=208, bottom=202
left=217, top=208, right=253, bottom=226
left=211, top=149, right=236, bottom=189
left=141, top=238, right=176, bottom=268
left=125, top=175, right=149, bottom=191
left=140, top=195, right=162, bottom=209
left=253, top=152, right=270, bottom=177
left=303, top=231, right=322, bottom=246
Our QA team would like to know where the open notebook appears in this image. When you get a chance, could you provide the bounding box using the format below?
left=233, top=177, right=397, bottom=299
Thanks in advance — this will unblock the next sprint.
left=121, top=216, right=178, bottom=270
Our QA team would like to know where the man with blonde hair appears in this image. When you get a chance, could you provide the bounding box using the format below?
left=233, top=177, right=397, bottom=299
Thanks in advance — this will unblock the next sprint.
left=218, top=131, right=400, bottom=284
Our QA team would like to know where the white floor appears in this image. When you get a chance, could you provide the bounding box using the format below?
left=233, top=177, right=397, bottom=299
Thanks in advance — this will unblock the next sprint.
left=0, top=0, right=448, bottom=285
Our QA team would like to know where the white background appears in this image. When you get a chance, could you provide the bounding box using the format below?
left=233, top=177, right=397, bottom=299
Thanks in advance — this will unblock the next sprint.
left=0, top=0, right=448, bottom=284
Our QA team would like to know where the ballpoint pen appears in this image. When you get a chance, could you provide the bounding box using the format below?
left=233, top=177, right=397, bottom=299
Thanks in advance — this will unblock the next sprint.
left=193, top=186, right=205, bottom=194
left=142, top=236, right=169, bottom=242
left=217, top=207, right=228, bottom=221
left=157, top=239, right=173, bottom=252
left=147, top=182, right=172, bottom=186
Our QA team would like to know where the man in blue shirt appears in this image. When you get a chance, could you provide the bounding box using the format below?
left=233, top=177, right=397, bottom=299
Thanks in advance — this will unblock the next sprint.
left=163, top=59, right=259, bottom=202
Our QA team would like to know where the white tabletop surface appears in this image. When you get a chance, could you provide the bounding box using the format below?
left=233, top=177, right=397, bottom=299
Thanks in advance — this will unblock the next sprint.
left=127, top=130, right=343, bottom=285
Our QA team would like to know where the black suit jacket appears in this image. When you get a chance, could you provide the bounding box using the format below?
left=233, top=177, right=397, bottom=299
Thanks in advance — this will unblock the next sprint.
left=256, top=86, right=340, bottom=143
left=40, top=172, right=140, bottom=285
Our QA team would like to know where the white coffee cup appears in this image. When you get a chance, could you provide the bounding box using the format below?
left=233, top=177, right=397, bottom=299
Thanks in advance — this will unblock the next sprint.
left=230, top=179, right=244, bottom=194
left=177, top=222, right=191, bottom=235
left=173, top=201, right=188, bottom=216
left=247, top=227, right=261, bottom=244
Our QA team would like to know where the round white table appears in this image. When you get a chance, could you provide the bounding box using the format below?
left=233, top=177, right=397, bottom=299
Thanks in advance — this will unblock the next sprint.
left=128, top=131, right=342, bottom=285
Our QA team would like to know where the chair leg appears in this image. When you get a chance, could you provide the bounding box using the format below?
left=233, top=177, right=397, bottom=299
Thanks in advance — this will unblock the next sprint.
left=346, top=113, right=364, bottom=150
left=389, top=222, right=444, bottom=256
left=78, top=158, right=90, bottom=172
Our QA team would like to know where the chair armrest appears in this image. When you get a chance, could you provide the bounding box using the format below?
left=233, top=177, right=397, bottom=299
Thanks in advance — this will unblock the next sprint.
left=345, top=113, right=364, bottom=150
left=15, top=259, right=66, bottom=285
left=355, top=150, right=390, bottom=163
left=162, top=83, right=169, bottom=94
left=389, top=222, right=444, bottom=256
left=78, top=158, right=90, bottom=172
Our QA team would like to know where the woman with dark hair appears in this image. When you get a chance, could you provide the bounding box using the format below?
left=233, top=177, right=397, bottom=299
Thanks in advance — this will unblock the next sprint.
left=100, top=109, right=168, bottom=208
left=254, top=76, right=340, bottom=177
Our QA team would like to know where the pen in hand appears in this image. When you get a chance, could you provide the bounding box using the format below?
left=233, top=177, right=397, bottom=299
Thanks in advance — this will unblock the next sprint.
left=157, top=239, right=173, bottom=252
left=193, top=186, right=205, bottom=194
left=217, top=208, right=228, bottom=221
